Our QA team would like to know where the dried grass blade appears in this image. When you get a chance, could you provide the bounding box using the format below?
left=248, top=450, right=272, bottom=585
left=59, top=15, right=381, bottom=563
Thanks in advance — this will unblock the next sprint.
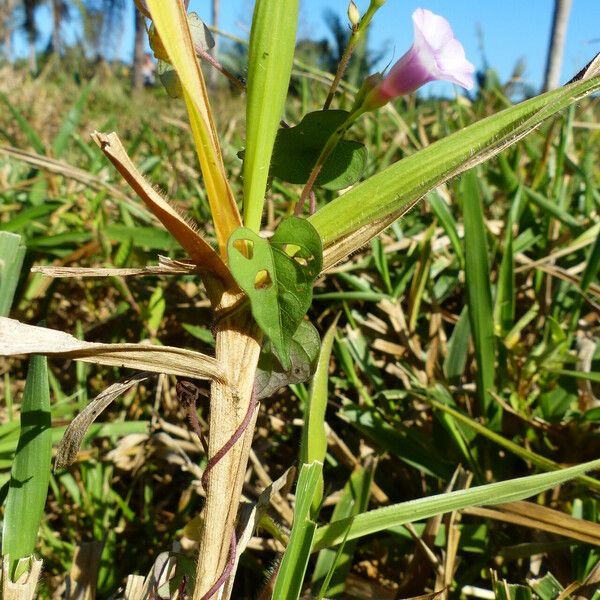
left=91, top=131, right=231, bottom=282
left=462, top=501, right=600, bottom=546
left=0, top=318, right=227, bottom=383
left=55, top=373, right=150, bottom=469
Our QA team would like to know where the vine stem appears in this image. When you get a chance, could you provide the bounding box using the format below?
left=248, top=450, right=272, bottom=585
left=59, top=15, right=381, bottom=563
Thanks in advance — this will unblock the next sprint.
left=294, top=108, right=364, bottom=216
left=322, top=0, right=387, bottom=110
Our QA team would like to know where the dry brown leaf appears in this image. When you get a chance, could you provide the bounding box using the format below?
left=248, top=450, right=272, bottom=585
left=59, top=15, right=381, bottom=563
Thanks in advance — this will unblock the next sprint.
left=55, top=373, right=150, bottom=469
left=463, top=500, right=600, bottom=546
left=1, top=557, right=42, bottom=600
left=0, top=318, right=227, bottom=383
left=91, top=131, right=231, bottom=282
left=64, top=542, right=103, bottom=600
left=31, top=259, right=197, bottom=278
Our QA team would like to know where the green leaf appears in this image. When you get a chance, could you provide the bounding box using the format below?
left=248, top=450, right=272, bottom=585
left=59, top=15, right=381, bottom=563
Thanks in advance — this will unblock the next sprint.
left=271, top=110, right=368, bottom=191
left=0, top=232, right=26, bottom=317
left=340, top=404, right=453, bottom=479
left=462, top=170, right=499, bottom=427
left=255, top=320, right=320, bottom=400
left=52, top=81, right=92, bottom=159
left=527, top=572, right=564, bottom=600
left=2, top=355, right=52, bottom=580
left=157, top=59, right=183, bottom=98
left=243, top=0, right=299, bottom=231
left=494, top=580, right=533, bottom=600
left=300, top=317, right=338, bottom=514
left=228, top=217, right=322, bottom=369
left=312, top=464, right=374, bottom=598
left=309, top=74, right=600, bottom=268
left=443, top=307, right=471, bottom=383
left=272, top=461, right=323, bottom=600
left=312, top=457, right=600, bottom=551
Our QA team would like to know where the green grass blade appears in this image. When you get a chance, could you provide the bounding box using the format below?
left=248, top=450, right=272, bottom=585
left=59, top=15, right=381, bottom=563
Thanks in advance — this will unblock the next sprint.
left=272, top=461, right=323, bottom=600
left=428, top=191, right=464, bottom=268
left=51, top=82, right=93, bottom=159
left=309, top=74, right=600, bottom=266
left=300, top=317, right=338, bottom=514
left=493, top=213, right=515, bottom=337
left=427, top=395, right=600, bottom=490
left=462, top=170, right=498, bottom=427
left=243, top=0, right=299, bottom=231
left=0, top=93, right=46, bottom=154
left=312, top=457, right=600, bottom=551
left=312, top=464, right=374, bottom=598
left=443, top=306, right=471, bottom=383
left=0, top=232, right=26, bottom=317
left=2, top=355, right=52, bottom=580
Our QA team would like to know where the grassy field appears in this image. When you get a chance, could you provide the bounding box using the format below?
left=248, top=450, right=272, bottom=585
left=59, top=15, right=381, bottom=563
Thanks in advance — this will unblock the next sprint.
left=1, top=53, right=599, bottom=599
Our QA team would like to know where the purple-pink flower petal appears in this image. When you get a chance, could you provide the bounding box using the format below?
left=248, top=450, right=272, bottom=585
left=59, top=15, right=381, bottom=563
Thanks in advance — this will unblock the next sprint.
left=365, top=7, right=475, bottom=109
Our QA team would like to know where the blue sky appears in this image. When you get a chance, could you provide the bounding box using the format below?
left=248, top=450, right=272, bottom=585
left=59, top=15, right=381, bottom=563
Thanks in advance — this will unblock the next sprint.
left=12, top=1, right=600, bottom=94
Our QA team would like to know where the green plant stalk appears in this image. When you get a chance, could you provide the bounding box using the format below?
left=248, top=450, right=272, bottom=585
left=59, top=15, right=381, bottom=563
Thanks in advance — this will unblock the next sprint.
left=322, top=0, right=386, bottom=110
left=2, top=355, right=52, bottom=581
left=296, top=107, right=365, bottom=214
left=272, top=461, right=323, bottom=600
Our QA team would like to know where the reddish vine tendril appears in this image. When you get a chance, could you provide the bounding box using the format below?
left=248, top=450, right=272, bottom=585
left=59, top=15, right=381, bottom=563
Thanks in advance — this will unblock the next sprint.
left=176, top=380, right=258, bottom=599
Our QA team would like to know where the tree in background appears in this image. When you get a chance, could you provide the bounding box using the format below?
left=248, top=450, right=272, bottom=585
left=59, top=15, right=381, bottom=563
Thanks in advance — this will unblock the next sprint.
left=132, top=2, right=145, bottom=88
left=207, top=0, right=219, bottom=89
left=0, top=0, right=18, bottom=60
left=48, top=0, right=70, bottom=54
left=543, top=0, right=573, bottom=91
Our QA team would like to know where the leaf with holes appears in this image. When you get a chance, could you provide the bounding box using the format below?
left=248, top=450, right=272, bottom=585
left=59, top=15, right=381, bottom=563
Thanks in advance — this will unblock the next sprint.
left=270, top=110, right=368, bottom=191
left=255, top=320, right=321, bottom=399
left=228, top=217, right=322, bottom=370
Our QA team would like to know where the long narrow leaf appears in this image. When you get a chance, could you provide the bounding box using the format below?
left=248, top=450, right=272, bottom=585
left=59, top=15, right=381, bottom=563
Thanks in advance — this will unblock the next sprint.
left=300, top=317, right=338, bottom=512
left=312, top=457, right=600, bottom=551
left=0, top=233, right=26, bottom=317
left=2, top=356, right=52, bottom=580
left=309, top=74, right=600, bottom=269
left=273, top=461, right=323, bottom=600
left=462, top=170, right=498, bottom=426
left=243, top=0, right=299, bottom=230
left=0, top=318, right=227, bottom=383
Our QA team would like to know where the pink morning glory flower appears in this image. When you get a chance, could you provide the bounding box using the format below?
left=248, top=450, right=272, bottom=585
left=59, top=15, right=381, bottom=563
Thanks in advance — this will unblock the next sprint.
left=364, top=8, right=475, bottom=109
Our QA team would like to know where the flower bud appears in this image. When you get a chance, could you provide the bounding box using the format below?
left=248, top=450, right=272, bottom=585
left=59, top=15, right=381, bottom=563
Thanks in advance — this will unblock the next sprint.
left=350, top=73, right=384, bottom=114
left=348, top=1, right=360, bottom=28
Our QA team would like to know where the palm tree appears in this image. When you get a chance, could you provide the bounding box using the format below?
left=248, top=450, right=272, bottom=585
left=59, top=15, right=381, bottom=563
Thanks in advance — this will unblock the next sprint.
left=207, top=0, right=219, bottom=88
left=543, top=0, right=573, bottom=91
left=132, top=2, right=145, bottom=88
left=0, top=0, right=18, bottom=60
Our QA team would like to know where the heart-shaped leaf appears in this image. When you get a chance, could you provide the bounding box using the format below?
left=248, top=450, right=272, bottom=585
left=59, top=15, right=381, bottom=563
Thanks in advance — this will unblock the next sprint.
left=255, top=320, right=320, bottom=399
left=228, top=217, right=322, bottom=369
left=270, top=110, right=368, bottom=191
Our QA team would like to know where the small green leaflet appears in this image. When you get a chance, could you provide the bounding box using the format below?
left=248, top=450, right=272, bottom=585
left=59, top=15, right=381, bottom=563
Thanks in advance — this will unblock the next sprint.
left=154, top=12, right=215, bottom=98
left=255, top=320, right=321, bottom=399
left=228, top=217, right=322, bottom=370
left=270, top=110, right=368, bottom=191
